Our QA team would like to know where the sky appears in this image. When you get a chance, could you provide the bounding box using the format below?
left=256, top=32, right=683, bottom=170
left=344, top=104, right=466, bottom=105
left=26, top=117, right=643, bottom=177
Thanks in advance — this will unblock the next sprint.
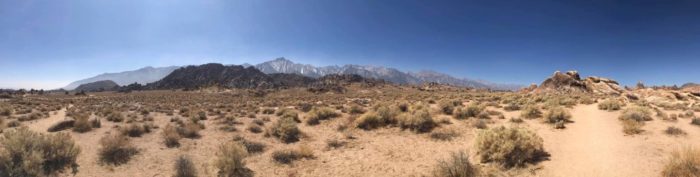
left=1, top=0, right=700, bottom=89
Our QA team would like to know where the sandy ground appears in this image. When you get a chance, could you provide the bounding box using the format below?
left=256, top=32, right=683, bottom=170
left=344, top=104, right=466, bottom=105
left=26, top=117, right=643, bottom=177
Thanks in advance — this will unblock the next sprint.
left=13, top=103, right=700, bottom=177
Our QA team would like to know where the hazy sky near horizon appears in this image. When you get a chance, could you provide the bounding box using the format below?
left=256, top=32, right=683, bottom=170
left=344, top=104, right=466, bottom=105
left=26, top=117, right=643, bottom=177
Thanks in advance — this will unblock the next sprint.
left=2, top=0, right=700, bottom=89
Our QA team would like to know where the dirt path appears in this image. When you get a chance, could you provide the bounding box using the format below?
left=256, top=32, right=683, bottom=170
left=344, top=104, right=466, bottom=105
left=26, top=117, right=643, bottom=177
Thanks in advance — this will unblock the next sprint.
left=537, top=104, right=662, bottom=177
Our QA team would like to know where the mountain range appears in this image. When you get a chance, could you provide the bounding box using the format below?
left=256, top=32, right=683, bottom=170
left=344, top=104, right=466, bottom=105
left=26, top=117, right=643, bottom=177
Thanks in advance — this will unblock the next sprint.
left=63, top=58, right=522, bottom=90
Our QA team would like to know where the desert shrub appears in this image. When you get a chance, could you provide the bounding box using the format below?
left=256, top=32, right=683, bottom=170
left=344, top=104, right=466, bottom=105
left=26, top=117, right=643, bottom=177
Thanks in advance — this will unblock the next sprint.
left=621, top=119, right=644, bottom=135
left=464, top=103, right=484, bottom=118
left=90, top=118, right=101, bottom=128
left=252, top=119, right=264, bottom=126
left=682, top=110, right=695, bottom=118
left=6, top=120, right=20, bottom=127
left=270, top=117, right=301, bottom=143
left=356, top=111, right=385, bottom=130
left=279, top=109, right=300, bottom=123
left=665, top=126, right=687, bottom=136
left=214, top=141, right=252, bottom=177
left=438, top=100, right=458, bottom=115
left=247, top=125, right=262, bottom=133
left=397, top=108, right=435, bottom=133
left=326, top=138, right=346, bottom=149
left=297, top=103, right=313, bottom=112
left=520, top=105, right=542, bottom=119
left=661, top=148, right=700, bottom=177
left=306, top=107, right=340, bottom=125
left=106, top=112, right=124, bottom=122
left=48, top=119, right=75, bottom=132
left=162, top=125, right=182, bottom=148
left=579, top=97, right=596, bottom=105
left=271, top=145, right=314, bottom=164
left=543, top=106, right=571, bottom=124
left=121, top=123, right=148, bottom=137
left=475, top=126, right=545, bottom=168
left=347, top=105, right=366, bottom=114
left=72, top=115, right=93, bottom=133
left=430, top=128, right=459, bottom=141
left=177, top=122, right=202, bottom=139
left=503, top=103, right=520, bottom=111
left=471, top=119, right=488, bottom=129
left=0, top=128, right=80, bottom=176
left=233, top=137, right=266, bottom=154
left=692, top=118, right=700, bottom=126
left=433, top=151, right=480, bottom=177
left=476, top=112, right=490, bottom=119
left=99, top=134, right=138, bottom=165
left=375, top=104, right=399, bottom=124
left=620, top=106, right=653, bottom=122
left=174, top=155, right=197, bottom=177
left=261, top=108, right=275, bottom=114
left=598, top=99, right=623, bottom=111
left=510, top=117, right=524, bottom=123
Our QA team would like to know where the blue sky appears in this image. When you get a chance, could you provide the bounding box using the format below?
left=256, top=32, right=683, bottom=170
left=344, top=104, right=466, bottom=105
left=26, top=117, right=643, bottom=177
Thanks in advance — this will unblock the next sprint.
left=1, top=0, right=700, bottom=89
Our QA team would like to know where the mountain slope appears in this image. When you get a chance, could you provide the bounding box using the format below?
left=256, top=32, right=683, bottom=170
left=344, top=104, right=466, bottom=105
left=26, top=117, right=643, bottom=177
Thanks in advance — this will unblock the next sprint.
left=73, top=80, right=119, bottom=92
left=147, top=64, right=276, bottom=89
left=255, top=58, right=521, bottom=90
left=63, top=66, right=179, bottom=90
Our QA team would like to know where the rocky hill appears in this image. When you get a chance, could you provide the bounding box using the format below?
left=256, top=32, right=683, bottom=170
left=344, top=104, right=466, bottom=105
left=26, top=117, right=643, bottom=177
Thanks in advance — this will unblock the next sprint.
left=146, top=64, right=277, bottom=89
left=533, top=71, right=624, bottom=95
left=73, top=80, right=119, bottom=92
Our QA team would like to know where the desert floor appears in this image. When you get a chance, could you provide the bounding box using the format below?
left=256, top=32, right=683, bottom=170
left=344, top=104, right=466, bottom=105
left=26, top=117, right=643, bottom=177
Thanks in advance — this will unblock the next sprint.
left=14, top=101, right=699, bottom=177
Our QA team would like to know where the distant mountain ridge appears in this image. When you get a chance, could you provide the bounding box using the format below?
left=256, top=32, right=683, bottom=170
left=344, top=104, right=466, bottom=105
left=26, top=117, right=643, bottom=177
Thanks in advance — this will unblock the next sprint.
left=63, top=58, right=522, bottom=90
left=255, top=58, right=522, bottom=90
left=74, top=80, right=119, bottom=92
left=63, top=66, right=179, bottom=90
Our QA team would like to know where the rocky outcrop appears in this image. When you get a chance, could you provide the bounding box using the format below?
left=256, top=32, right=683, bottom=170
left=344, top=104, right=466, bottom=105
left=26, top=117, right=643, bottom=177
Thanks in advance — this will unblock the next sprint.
left=73, top=80, right=119, bottom=92
left=147, top=64, right=277, bottom=90
left=681, top=83, right=700, bottom=96
left=533, top=71, right=624, bottom=95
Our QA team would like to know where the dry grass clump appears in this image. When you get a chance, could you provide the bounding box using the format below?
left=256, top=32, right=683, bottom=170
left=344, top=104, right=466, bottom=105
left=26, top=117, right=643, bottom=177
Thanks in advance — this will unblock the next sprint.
left=475, top=126, right=545, bottom=168
left=120, top=123, right=153, bottom=137
left=247, top=124, right=263, bottom=133
left=621, top=119, right=644, bottom=135
left=326, top=138, right=347, bottom=149
left=162, top=124, right=182, bottom=148
left=356, top=111, right=385, bottom=130
left=397, top=108, right=436, bottom=133
left=520, top=105, right=542, bottom=119
left=433, top=151, right=480, bottom=177
left=453, top=103, right=483, bottom=120
left=661, top=148, right=700, bottom=177
left=503, top=103, right=520, bottom=111
left=620, top=106, right=653, bottom=122
left=347, top=104, right=366, bottom=115
left=271, top=145, right=314, bottom=164
left=0, top=105, right=12, bottom=116
left=430, top=128, right=460, bottom=141
left=306, top=107, right=340, bottom=125
left=214, top=141, right=253, bottom=177
left=177, top=122, right=202, bottom=139
left=543, top=106, right=571, bottom=125
left=269, top=117, right=302, bottom=143
left=99, top=134, right=138, bottom=165
left=598, top=99, right=623, bottom=111
left=0, top=128, right=80, bottom=176
left=665, top=126, right=687, bottom=136
left=47, top=119, right=75, bottom=132
left=174, top=155, right=197, bottom=177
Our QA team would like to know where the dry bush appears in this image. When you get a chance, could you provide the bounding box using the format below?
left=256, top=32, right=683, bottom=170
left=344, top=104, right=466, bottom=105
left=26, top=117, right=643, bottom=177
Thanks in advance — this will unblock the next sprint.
left=0, top=105, right=11, bottom=116
left=430, top=128, right=459, bottom=141
left=326, top=138, right=347, bottom=149
left=106, top=112, right=124, bottom=122
left=438, top=100, right=459, bottom=115
left=475, top=126, right=545, bottom=168
left=620, top=106, right=653, bottom=122
left=509, top=117, right=524, bottom=123
left=397, top=108, right=435, bottom=133
left=543, top=106, right=571, bottom=124
left=503, top=103, right=520, bottom=111
left=356, top=111, right=386, bottom=130
left=247, top=124, right=263, bottom=133
left=471, top=119, right=488, bottom=129
left=665, top=126, right=687, bottom=136
left=47, top=119, right=75, bottom=132
left=433, top=151, right=480, bottom=177
left=121, top=123, right=150, bottom=137
left=661, top=148, right=700, bottom=177
left=271, top=145, right=314, bottom=164
left=692, top=118, right=700, bottom=126
left=622, top=119, right=644, bottom=135
left=306, top=107, right=340, bottom=125
left=0, top=128, right=80, bottom=176
left=214, top=141, right=252, bottom=177
left=99, top=134, right=138, bottom=165
left=598, top=99, right=623, bottom=111
left=162, top=124, right=182, bottom=148
left=6, top=120, right=20, bottom=127
left=347, top=104, right=366, bottom=115
left=233, top=136, right=266, bottom=154
left=174, top=155, right=197, bottom=177
left=520, top=105, right=542, bottom=119
left=177, top=122, right=202, bottom=139
left=270, top=117, right=302, bottom=143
